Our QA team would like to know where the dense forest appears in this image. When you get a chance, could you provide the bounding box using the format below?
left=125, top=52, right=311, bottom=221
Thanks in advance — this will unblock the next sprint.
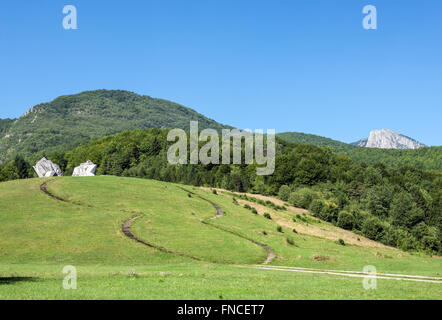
left=333, top=146, right=442, bottom=171
left=2, top=129, right=440, bottom=254
left=278, top=132, right=442, bottom=171
left=277, top=132, right=353, bottom=149
left=0, top=118, right=14, bottom=135
left=0, top=90, right=231, bottom=163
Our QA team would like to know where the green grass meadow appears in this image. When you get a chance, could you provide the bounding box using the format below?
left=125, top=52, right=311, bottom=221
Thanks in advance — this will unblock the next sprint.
left=0, top=177, right=441, bottom=299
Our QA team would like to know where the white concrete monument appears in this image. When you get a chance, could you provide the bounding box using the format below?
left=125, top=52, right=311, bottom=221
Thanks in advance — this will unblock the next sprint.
left=33, top=157, right=63, bottom=178
left=72, top=160, right=97, bottom=177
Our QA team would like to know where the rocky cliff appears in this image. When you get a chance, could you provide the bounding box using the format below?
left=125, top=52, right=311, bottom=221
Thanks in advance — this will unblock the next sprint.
left=354, top=129, right=425, bottom=149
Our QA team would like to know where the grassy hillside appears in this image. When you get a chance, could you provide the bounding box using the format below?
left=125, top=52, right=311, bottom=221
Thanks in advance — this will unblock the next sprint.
left=0, top=90, right=230, bottom=163
left=278, top=132, right=442, bottom=171
left=0, top=177, right=441, bottom=299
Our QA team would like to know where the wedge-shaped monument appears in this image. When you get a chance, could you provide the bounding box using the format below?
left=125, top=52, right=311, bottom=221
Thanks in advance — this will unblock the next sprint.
left=33, top=157, right=63, bottom=178
left=72, top=160, right=97, bottom=177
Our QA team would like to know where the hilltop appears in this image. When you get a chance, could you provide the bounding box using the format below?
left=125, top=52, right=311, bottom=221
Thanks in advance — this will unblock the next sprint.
left=0, top=90, right=230, bottom=163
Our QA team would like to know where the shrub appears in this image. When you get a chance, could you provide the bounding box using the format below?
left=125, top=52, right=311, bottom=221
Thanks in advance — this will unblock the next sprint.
left=277, top=226, right=283, bottom=233
left=262, top=231, right=267, bottom=235
left=318, top=200, right=339, bottom=222
left=337, top=211, right=355, bottom=230
left=187, top=193, right=192, bottom=198
left=421, top=235, right=440, bottom=252
left=263, top=213, right=272, bottom=220
left=395, top=229, right=419, bottom=251
left=292, top=228, right=298, bottom=234
left=244, top=204, right=251, bottom=210
left=278, top=185, right=291, bottom=201
left=309, top=199, right=324, bottom=216
left=286, top=237, right=295, bottom=245
left=288, top=188, right=318, bottom=209
left=251, top=208, right=258, bottom=214
left=212, top=189, right=217, bottom=195
left=362, top=216, right=385, bottom=241
left=337, top=238, right=345, bottom=246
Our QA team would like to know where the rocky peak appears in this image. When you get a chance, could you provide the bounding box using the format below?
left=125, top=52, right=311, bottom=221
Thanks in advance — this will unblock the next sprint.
left=354, top=129, right=425, bottom=149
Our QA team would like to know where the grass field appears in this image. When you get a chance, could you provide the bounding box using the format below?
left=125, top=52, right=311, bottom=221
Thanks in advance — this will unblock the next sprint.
left=0, top=176, right=441, bottom=299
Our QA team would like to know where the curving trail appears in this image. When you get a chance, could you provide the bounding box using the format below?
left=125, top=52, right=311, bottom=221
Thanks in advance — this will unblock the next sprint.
left=180, top=187, right=275, bottom=265
left=40, top=181, right=70, bottom=203
left=121, top=215, right=202, bottom=261
left=41, top=180, right=274, bottom=265
left=40, top=180, right=201, bottom=261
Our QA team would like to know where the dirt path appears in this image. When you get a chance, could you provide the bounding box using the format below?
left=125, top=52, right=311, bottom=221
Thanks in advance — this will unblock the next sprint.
left=180, top=187, right=275, bottom=265
left=40, top=181, right=69, bottom=203
left=247, top=265, right=442, bottom=284
left=121, top=214, right=202, bottom=261
left=40, top=180, right=202, bottom=261
left=42, top=180, right=272, bottom=264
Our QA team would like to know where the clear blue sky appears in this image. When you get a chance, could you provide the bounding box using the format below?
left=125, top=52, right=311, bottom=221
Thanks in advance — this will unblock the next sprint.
left=1, top=0, right=441, bottom=145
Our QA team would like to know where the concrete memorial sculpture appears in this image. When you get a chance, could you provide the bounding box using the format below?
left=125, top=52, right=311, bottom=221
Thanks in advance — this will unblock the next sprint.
left=33, top=157, right=63, bottom=177
left=72, top=160, right=97, bottom=177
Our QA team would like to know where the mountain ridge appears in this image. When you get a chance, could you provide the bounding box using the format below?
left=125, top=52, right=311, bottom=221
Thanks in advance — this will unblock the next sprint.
left=277, top=132, right=355, bottom=150
left=277, top=130, right=441, bottom=171
left=0, top=89, right=231, bottom=163
left=1, top=91, right=440, bottom=171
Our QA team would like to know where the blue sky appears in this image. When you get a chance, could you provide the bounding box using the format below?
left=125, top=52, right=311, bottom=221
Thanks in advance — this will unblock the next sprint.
left=0, top=0, right=441, bottom=145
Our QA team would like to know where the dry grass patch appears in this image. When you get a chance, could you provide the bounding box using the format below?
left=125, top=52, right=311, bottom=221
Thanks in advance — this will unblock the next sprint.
left=210, top=188, right=395, bottom=250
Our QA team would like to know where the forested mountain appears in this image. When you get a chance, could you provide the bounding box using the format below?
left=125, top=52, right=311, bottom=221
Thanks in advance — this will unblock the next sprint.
left=0, top=90, right=230, bottom=163
left=3, top=129, right=439, bottom=254
left=0, top=118, right=14, bottom=135
left=277, top=132, right=354, bottom=150
left=278, top=132, right=441, bottom=171
left=2, top=90, right=439, bottom=171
